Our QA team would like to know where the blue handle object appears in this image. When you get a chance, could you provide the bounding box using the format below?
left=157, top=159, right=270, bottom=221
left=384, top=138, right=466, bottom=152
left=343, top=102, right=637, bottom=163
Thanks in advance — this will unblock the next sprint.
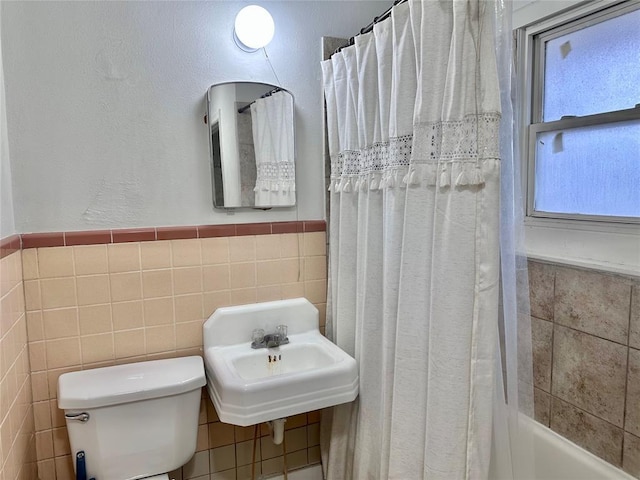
left=76, top=451, right=87, bottom=480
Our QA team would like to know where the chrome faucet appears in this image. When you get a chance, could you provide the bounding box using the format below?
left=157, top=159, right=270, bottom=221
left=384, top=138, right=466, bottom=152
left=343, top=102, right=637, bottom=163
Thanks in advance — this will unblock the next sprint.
left=251, top=325, right=289, bottom=349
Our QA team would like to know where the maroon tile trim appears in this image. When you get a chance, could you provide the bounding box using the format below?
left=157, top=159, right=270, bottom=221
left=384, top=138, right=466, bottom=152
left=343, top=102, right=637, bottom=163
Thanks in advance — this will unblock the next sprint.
left=112, top=228, right=157, bottom=243
left=271, top=222, right=300, bottom=234
left=198, top=225, right=236, bottom=238
left=65, top=230, right=112, bottom=246
left=156, top=227, right=199, bottom=241
left=22, top=232, right=65, bottom=248
left=10, top=221, right=325, bottom=249
left=304, top=221, right=326, bottom=232
left=236, top=223, right=272, bottom=236
left=0, top=234, right=21, bottom=259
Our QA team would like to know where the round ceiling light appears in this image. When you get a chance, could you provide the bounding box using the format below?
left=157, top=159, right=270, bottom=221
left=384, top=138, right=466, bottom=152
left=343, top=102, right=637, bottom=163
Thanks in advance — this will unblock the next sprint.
left=234, top=5, right=275, bottom=52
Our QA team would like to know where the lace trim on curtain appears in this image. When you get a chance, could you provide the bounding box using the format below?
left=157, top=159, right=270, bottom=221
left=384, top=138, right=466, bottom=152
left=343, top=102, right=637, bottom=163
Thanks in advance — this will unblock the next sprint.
left=254, top=161, right=296, bottom=192
left=329, top=113, right=501, bottom=192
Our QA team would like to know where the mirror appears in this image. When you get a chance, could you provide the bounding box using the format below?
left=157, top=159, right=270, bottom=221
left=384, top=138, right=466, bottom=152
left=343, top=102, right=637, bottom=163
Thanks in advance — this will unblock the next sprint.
left=206, top=82, right=296, bottom=208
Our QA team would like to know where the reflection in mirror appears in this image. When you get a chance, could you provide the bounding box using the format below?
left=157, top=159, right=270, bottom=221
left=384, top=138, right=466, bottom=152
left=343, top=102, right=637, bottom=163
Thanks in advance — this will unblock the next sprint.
left=206, top=82, right=296, bottom=208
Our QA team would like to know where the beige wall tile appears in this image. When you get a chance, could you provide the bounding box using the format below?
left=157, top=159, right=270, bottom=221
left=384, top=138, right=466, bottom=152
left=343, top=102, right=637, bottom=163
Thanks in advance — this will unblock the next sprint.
left=201, top=237, right=229, bottom=265
left=35, top=430, right=54, bottom=460
left=210, top=444, right=236, bottom=473
left=145, top=325, right=175, bottom=354
left=112, top=301, right=144, bottom=331
left=229, top=236, right=256, bottom=263
left=527, top=261, right=555, bottom=320
left=73, top=245, right=109, bottom=275
left=76, top=275, right=110, bottom=306
left=33, top=401, right=52, bottom=431
left=623, top=432, right=640, bottom=477
left=281, top=283, right=304, bottom=300
left=552, top=325, right=627, bottom=427
left=308, top=446, right=321, bottom=464
left=256, top=286, right=282, bottom=302
left=41, top=277, right=77, bottom=309
left=303, top=232, right=326, bottom=257
left=21, top=249, right=39, bottom=280
left=172, top=239, right=202, bottom=267
left=37, top=459, right=56, bottom=480
left=256, top=261, right=281, bottom=287
left=31, top=371, right=49, bottom=402
left=203, top=265, right=230, bottom=292
left=203, top=291, right=232, bottom=318
left=304, top=256, right=326, bottom=281
left=534, top=388, right=551, bottom=427
left=183, top=449, right=210, bottom=479
left=140, top=241, right=172, bottom=270
left=47, top=367, right=76, bottom=400
left=554, top=266, right=631, bottom=344
left=212, top=468, right=237, bottom=480
left=230, top=263, right=255, bottom=289
left=27, top=312, right=44, bottom=342
left=174, top=267, right=203, bottom=295
left=307, top=422, right=320, bottom=447
left=24, top=280, right=42, bottom=311
left=236, top=439, right=260, bottom=467
left=261, top=456, right=284, bottom=476
left=45, top=338, right=81, bottom=369
left=281, top=259, right=303, bottom=284
left=260, top=435, right=283, bottom=460
left=230, top=288, right=257, bottom=306
left=196, top=424, right=209, bottom=452
left=174, top=294, right=203, bottom=323
left=38, top=247, right=74, bottom=278
left=176, top=321, right=203, bottom=351
left=256, top=235, right=280, bottom=260
left=54, top=454, right=74, bottom=480
left=280, top=234, right=302, bottom=258
left=209, top=422, right=235, bottom=448
left=304, top=280, right=327, bottom=304
left=110, top=272, right=142, bottom=302
left=287, top=449, right=308, bottom=470
left=50, top=400, right=65, bottom=428
left=550, top=397, right=623, bottom=466
left=81, top=333, right=115, bottom=364
left=107, top=243, right=141, bottom=273
left=78, top=304, right=112, bottom=335
left=142, top=269, right=173, bottom=298
left=626, top=348, right=640, bottom=436
left=532, top=317, right=553, bottom=392
left=144, top=298, right=174, bottom=326
left=52, top=426, right=70, bottom=456
left=285, top=426, right=308, bottom=452
left=631, top=285, right=640, bottom=350
left=29, top=341, right=47, bottom=372
left=114, top=329, right=145, bottom=359
left=43, top=308, right=79, bottom=340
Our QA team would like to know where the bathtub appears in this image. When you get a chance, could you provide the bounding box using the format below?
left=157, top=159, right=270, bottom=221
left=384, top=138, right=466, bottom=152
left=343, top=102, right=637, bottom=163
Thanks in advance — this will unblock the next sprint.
left=490, top=414, right=635, bottom=479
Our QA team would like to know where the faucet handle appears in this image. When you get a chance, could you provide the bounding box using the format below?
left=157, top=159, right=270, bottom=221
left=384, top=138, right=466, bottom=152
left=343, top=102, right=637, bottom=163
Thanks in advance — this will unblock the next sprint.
left=252, top=329, right=265, bottom=344
left=276, top=325, right=288, bottom=339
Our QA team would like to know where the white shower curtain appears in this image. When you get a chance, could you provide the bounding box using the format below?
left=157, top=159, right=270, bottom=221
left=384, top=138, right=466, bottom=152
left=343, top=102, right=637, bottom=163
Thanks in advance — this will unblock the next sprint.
left=251, top=90, right=296, bottom=206
left=321, top=1, right=530, bottom=478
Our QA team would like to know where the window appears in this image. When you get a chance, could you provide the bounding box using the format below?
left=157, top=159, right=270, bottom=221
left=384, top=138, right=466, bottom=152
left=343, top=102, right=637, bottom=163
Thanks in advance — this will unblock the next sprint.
left=523, top=1, right=640, bottom=223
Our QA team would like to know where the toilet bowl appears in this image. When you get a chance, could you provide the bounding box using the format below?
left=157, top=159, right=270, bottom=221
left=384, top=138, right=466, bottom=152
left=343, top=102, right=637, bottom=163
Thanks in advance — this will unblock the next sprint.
left=58, top=356, right=205, bottom=480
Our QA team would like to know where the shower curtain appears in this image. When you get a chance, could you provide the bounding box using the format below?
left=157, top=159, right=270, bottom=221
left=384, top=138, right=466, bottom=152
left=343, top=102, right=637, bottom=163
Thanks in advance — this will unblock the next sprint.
left=321, top=0, right=531, bottom=478
left=251, top=91, right=296, bottom=206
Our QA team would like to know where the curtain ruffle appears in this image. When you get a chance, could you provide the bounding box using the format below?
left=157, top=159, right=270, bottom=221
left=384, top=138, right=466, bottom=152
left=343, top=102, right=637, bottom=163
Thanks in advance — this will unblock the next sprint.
left=329, top=113, right=501, bottom=191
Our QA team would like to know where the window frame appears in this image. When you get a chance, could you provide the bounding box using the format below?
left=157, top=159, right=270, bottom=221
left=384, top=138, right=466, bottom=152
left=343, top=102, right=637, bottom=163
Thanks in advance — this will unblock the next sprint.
left=519, top=0, right=640, bottom=225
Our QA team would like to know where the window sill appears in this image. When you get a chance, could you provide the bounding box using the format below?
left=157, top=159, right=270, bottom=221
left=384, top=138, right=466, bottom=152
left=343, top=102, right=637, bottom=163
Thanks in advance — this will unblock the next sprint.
left=524, top=218, right=640, bottom=278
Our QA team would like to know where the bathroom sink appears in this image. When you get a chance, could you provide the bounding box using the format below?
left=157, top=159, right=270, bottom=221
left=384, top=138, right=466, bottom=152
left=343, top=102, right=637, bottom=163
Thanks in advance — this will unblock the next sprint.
left=203, top=298, right=358, bottom=426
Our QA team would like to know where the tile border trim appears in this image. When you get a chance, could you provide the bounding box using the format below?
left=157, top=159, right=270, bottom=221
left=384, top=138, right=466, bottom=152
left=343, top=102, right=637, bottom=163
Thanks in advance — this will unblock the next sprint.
left=0, top=221, right=326, bottom=257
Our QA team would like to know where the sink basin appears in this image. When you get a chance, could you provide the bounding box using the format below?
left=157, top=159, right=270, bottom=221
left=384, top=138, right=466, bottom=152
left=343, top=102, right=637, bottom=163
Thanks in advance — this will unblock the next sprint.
left=203, top=298, right=358, bottom=426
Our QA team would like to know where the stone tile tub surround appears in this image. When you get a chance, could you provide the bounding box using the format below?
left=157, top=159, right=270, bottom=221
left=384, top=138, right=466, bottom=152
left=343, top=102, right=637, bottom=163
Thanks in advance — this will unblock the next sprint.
left=528, top=259, right=640, bottom=477
left=17, top=221, right=327, bottom=480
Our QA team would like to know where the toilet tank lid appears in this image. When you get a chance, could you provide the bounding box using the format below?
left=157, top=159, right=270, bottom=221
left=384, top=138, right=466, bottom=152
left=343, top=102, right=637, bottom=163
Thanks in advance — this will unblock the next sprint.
left=58, top=356, right=205, bottom=409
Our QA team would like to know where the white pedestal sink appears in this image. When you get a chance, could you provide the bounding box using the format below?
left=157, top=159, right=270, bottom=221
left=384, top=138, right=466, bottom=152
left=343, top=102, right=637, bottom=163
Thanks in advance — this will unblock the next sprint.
left=203, top=298, right=358, bottom=426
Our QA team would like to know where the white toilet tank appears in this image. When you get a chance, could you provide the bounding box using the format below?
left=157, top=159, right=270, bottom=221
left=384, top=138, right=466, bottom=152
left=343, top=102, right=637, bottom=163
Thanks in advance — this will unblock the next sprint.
left=58, top=356, right=206, bottom=480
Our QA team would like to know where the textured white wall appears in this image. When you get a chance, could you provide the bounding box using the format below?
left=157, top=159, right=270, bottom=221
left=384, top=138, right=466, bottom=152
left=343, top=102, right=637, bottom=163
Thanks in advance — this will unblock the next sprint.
left=0, top=7, right=15, bottom=238
left=1, top=1, right=382, bottom=233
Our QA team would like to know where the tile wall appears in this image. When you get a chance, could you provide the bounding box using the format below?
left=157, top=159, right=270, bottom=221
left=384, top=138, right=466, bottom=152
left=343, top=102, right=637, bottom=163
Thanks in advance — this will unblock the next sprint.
left=0, top=247, right=37, bottom=480
left=23, top=231, right=327, bottom=480
left=529, top=259, right=640, bottom=477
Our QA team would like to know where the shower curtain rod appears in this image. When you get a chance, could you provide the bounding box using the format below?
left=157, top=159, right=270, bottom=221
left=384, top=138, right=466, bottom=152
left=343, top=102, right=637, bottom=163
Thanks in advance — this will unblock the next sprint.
left=237, top=87, right=284, bottom=114
left=332, top=0, right=408, bottom=56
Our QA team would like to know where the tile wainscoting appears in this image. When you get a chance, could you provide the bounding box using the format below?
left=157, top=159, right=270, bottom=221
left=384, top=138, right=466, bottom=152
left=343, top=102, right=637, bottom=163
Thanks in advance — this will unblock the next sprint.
left=528, top=259, right=640, bottom=477
left=15, top=222, right=326, bottom=480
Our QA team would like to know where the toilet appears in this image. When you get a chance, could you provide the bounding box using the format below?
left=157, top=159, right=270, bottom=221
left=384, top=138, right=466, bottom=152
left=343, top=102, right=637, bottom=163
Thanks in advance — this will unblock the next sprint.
left=58, top=356, right=205, bottom=480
